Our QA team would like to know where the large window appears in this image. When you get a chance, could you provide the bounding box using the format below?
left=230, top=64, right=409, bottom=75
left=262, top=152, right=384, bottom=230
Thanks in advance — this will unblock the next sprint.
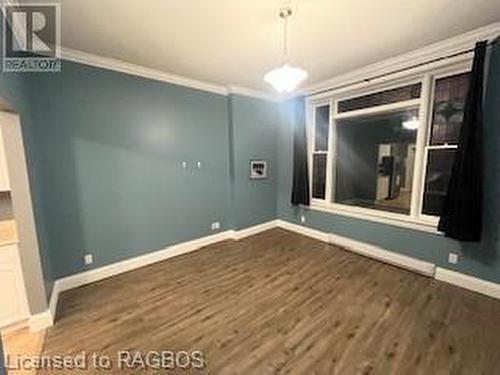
left=309, top=67, right=470, bottom=228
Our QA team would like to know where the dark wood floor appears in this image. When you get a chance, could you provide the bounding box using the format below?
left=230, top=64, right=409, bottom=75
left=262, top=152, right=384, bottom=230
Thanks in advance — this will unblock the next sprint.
left=38, top=229, right=500, bottom=374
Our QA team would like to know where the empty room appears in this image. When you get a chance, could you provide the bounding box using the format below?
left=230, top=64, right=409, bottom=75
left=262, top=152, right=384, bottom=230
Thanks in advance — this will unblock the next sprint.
left=1, top=0, right=500, bottom=373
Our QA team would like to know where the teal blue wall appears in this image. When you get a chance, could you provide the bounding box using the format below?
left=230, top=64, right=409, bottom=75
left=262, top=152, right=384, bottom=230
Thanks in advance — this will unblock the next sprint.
left=1, top=42, right=499, bottom=295
left=277, top=44, right=500, bottom=284
left=229, top=95, right=279, bottom=229
left=0, top=61, right=281, bottom=284
left=26, top=61, right=233, bottom=278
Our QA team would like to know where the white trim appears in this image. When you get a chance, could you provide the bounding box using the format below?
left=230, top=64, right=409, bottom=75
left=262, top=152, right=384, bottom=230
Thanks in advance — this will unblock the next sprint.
left=333, top=98, right=421, bottom=120
left=0, top=318, right=29, bottom=334
left=56, top=229, right=236, bottom=292
left=276, top=220, right=330, bottom=242
left=1, top=112, right=48, bottom=328
left=411, top=74, right=432, bottom=217
left=328, top=232, right=435, bottom=277
left=61, top=48, right=280, bottom=102
left=309, top=201, right=440, bottom=234
left=304, top=21, right=500, bottom=100
left=61, top=47, right=229, bottom=96
left=48, top=281, right=60, bottom=324
left=306, top=59, right=477, bottom=232
left=276, top=219, right=435, bottom=276
left=35, top=220, right=278, bottom=330
left=227, top=86, right=282, bottom=103
left=231, top=220, right=279, bottom=240
left=28, top=220, right=500, bottom=332
left=28, top=310, right=53, bottom=332
left=435, top=268, right=500, bottom=300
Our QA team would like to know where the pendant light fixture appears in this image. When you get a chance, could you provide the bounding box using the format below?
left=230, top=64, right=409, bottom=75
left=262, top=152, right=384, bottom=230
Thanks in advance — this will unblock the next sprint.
left=264, top=7, right=308, bottom=93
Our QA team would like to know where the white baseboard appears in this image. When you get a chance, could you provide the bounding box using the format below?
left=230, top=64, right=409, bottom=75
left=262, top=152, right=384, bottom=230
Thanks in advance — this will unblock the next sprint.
left=276, top=219, right=435, bottom=276
left=328, top=233, right=436, bottom=277
left=276, top=220, right=330, bottom=242
left=56, top=229, right=235, bottom=293
left=35, top=220, right=277, bottom=330
left=0, top=318, right=29, bottom=334
left=231, top=220, right=279, bottom=240
left=435, top=267, right=500, bottom=300
left=29, top=310, right=53, bottom=332
left=30, top=219, right=500, bottom=332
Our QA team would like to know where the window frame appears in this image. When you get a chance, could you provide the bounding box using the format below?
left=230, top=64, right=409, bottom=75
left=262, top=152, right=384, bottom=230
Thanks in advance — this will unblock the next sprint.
left=306, top=61, right=472, bottom=233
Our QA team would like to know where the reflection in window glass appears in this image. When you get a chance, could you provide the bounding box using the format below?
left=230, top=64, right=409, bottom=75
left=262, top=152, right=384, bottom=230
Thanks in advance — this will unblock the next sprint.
left=422, top=149, right=456, bottom=216
left=430, top=73, right=470, bottom=145
left=334, top=109, right=418, bottom=214
left=315, top=105, right=330, bottom=151
left=312, top=154, right=327, bottom=199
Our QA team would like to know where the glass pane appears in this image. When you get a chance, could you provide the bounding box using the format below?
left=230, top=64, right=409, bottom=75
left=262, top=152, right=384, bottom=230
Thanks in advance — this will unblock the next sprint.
left=337, top=83, right=421, bottom=113
left=334, top=109, right=418, bottom=214
left=315, top=105, right=330, bottom=151
left=422, top=149, right=456, bottom=216
left=430, top=73, right=470, bottom=145
left=312, top=154, right=327, bottom=199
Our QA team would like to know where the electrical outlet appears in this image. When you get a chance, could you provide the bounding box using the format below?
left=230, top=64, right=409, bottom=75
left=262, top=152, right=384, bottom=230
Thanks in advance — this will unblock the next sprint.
left=196, top=161, right=202, bottom=169
left=181, top=161, right=187, bottom=169
left=84, top=253, right=94, bottom=265
left=211, top=221, right=220, bottom=231
left=448, top=253, right=459, bottom=264
left=300, top=215, right=306, bottom=224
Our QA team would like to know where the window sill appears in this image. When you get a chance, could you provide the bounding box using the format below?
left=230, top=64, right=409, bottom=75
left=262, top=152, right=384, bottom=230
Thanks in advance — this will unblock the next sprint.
left=308, top=201, right=442, bottom=235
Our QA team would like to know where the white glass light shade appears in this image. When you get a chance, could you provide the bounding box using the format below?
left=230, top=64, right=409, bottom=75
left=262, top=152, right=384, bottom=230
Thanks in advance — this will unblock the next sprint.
left=402, top=117, right=420, bottom=130
left=264, top=64, right=308, bottom=93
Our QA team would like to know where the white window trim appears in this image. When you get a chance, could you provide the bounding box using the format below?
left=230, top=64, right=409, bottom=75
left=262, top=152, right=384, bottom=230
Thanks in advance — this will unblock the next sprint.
left=306, top=60, right=473, bottom=234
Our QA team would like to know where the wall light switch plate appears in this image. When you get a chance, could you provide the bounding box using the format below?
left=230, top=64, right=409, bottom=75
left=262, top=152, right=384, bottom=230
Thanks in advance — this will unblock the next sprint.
left=181, top=161, right=187, bottom=169
left=211, top=222, right=220, bottom=231
left=84, top=253, right=94, bottom=265
left=300, top=215, right=306, bottom=224
left=448, top=253, right=459, bottom=264
left=197, top=161, right=202, bottom=169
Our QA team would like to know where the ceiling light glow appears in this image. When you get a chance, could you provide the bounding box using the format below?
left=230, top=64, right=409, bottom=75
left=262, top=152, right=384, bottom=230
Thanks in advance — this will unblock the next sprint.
left=264, top=64, right=308, bottom=93
left=402, top=117, right=420, bottom=130
left=265, top=7, right=308, bottom=93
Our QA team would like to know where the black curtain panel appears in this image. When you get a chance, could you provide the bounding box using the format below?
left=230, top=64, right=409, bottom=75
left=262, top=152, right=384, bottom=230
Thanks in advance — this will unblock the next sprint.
left=438, top=41, right=487, bottom=241
left=290, top=97, right=310, bottom=206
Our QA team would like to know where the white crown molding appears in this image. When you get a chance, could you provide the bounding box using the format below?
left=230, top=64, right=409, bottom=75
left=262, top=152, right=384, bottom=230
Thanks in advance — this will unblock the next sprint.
left=61, top=47, right=284, bottom=102
left=304, top=21, right=500, bottom=98
left=227, top=86, right=285, bottom=103
left=61, top=47, right=229, bottom=96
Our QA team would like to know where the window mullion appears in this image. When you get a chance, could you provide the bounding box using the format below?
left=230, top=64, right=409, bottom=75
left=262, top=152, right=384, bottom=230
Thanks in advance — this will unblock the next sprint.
left=325, top=100, right=335, bottom=203
left=410, top=75, right=433, bottom=219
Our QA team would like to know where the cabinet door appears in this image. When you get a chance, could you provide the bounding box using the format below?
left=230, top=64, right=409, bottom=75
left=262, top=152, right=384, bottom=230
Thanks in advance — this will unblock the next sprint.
left=0, top=268, right=24, bottom=324
left=0, top=245, right=27, bottom=327
left=0, top=125, right=10, bottom=192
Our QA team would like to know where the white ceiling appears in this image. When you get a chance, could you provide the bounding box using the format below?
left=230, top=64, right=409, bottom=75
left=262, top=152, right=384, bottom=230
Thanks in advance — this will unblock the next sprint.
left=22, top=0, right=500, bottom=93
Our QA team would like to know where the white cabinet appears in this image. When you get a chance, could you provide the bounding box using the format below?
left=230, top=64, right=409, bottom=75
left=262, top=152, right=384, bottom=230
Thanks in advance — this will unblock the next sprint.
left=0, top=125, right=10, bottom=191
left=0, top=244, right=28, bottom=327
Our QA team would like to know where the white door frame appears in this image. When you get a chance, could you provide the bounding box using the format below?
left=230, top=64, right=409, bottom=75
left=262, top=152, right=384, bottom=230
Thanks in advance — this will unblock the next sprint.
left=0, top=110, right=49, bottom=331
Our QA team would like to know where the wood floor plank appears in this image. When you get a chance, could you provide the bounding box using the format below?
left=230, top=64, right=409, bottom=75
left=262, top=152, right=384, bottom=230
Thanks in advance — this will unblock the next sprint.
left=6, top=228, right=500, bottom=374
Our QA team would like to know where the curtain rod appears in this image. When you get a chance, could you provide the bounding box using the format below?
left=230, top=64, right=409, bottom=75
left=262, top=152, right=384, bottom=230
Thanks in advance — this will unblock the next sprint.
left=307, top=38, right=498, bottom=97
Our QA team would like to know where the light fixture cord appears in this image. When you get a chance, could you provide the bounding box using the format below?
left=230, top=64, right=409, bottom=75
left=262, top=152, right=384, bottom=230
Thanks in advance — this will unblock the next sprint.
left=283, top=12, right=288, bottom=61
